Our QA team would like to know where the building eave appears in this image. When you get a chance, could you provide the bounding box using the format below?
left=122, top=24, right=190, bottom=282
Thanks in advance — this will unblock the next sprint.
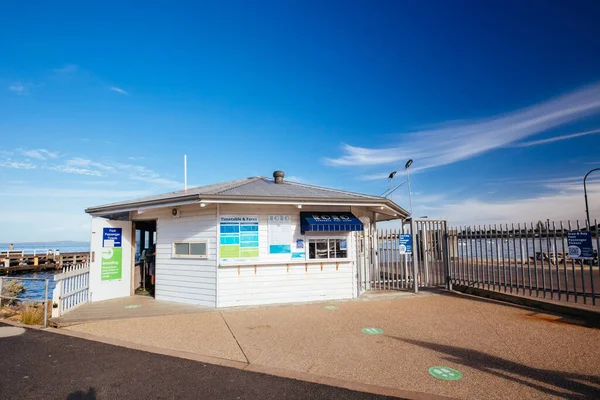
left=85, top=194, right=409, bottom=220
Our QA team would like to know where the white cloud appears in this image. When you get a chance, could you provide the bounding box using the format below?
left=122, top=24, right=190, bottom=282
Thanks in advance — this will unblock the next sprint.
left=0, top=187, right=151, bottom=198
left=50, top=165, right=105, bottom=177
left=0, top=210, right=90, bottom=242
left=8, top=83, right=30, bottom=95
left=123, top=164, right=180, bottom=187
left=110, top=86, right=128, bottom=95
left=0, top=159, right=36, bottom=169
left=510, top=128, right=600, bottom=148
left=392, top=177, right=600, bottom=227
left=22, top=149, right=58, bottom=160
left=326, top=83, right=600, bottom=172
left=66, top=157, right=115, bottom=172
left=54, top=64, right=79, bottom=73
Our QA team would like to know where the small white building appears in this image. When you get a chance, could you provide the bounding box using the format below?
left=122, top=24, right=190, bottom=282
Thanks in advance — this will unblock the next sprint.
left=85, top=171, right=408, bottom=308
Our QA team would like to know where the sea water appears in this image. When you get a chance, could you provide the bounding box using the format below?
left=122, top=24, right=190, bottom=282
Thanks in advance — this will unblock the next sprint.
left=0, top=241, right=90, bottom=301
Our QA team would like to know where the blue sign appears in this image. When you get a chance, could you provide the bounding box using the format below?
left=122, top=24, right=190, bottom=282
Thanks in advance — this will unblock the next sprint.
left=103, top=228, right=122, bottom=248
left=340, top=239, right=347, bottom=250
left=398, top=234, right=412, bottom=254
left=292, top=252, right=305, bottom=259
left=567, top=232, right=594, bottom=260
left=296, top=239, right=304, bottom=249
left=269, top=244, right=291, bottom=254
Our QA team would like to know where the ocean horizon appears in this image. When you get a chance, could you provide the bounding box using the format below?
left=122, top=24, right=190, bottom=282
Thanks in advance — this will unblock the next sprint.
left=0, top=241, right=90, bottom=253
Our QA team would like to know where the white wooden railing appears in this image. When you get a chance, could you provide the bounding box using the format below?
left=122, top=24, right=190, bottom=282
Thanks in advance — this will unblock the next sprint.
left=52, top=263, right=90, bottom=318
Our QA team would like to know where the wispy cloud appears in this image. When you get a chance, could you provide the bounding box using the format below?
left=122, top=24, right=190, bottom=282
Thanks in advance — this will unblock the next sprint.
left=110, top=86, right=128, bottom=95
left=22, top=149, right=58, bottom=160
left=123, top=164, right=180, bottom=187
left=47, top=156, right=180, bottom=188
left=0, top=187, right=151, bottom=198
left=0, top=159, right=36, bottom=169
left=53, top=64, right=79, bottom=73
left=66, top=157, right=115, bottom=172
left=387, top=175, right=600, bottom=226
left=326, top=83, right=600, bottom=173
left=510, top=128, right=600, bottom=148
left=49, top=165, right=105, bottom=177
left=8, top=82, right=31, bottom=95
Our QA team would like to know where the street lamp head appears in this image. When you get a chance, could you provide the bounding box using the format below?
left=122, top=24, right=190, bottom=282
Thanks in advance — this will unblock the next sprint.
left=405, top=159, right=413, bottom=169
left=388, top=171, right=397, bottom=179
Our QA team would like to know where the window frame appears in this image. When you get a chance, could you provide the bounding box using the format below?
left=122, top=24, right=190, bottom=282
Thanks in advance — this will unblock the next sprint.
left=306, top=236, right=350, bottom=260
left=171, top=240, right=209, bottom=259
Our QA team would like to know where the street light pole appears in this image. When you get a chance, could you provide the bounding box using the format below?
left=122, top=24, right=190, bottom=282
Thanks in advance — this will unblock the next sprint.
left=405, top=159, right=413, bottom=216
left=584, top=168, right=600, bottom=228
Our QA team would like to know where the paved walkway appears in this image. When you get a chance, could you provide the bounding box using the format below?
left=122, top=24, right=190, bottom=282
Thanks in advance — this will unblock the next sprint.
left=0, top=322, right=402, bottom=400
left=51, top=295, right=212, bottom=326
left=63, top=291, right=600, bottom=399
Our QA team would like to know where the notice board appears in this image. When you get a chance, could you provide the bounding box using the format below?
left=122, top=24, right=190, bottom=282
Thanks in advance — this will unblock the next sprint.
left=268, top=215, right=293, bottom=254
left=220, top=216, right=259, bottom=259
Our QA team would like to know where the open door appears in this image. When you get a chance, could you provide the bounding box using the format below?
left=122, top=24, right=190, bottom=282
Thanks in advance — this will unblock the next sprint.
left=89, top=218, right=133, bottom=302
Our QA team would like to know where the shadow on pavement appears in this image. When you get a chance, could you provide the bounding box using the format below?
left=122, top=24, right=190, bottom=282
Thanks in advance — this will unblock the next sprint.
left=435, top=289, right=595, bottom=328
left=66, top=388, right=96, bottom=400
left=388, top=336, right=600, bottom=399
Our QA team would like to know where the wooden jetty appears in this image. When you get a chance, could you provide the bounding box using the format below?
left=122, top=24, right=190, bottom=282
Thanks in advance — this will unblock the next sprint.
left=0, top=251, right=89, bottom=274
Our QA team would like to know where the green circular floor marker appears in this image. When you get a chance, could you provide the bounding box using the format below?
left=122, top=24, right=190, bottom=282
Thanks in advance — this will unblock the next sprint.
left=124, top=305, right=141, bottom=309
left=361, top=327, right=384, bottom=335
left=323, top=306, right=339, bottom=310
left=428, top=366, right=462, bottom=381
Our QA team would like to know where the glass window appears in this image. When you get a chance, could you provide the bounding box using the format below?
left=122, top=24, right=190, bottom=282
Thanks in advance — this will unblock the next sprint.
left=307, top=238, right=348, bottom=260
left=190, top=242, right=206, bottom=256
left=174, top=243, right=189, bottom=255
left=173, top=241, right=208, bottom=258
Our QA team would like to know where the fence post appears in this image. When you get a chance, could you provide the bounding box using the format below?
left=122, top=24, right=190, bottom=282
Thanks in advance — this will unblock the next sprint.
left=443, top=221, right=451, bottom=291
left=52, top=274, right=62, bottom=318
left=411, top=218, right=419, bottom=293
left=43, top=279, right=49, bottom=328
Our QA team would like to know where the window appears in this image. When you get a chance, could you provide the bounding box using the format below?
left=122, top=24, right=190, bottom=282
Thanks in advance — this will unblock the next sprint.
left=307, top=238, right=348, bottom=259
left=172, top=241, right=208, bottom=258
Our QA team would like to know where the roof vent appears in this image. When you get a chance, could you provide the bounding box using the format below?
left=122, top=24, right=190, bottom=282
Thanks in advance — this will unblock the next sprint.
left=273, top=170, right=285, bottom=184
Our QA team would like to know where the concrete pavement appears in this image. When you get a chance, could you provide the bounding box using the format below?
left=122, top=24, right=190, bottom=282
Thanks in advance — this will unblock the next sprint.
left=63, top=291, right=600, bottom=399
left=0, top=322, right=403, bottom=400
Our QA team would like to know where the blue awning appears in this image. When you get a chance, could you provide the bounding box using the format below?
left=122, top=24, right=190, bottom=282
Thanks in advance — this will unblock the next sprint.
left=300, top=212, right=364, bottom=234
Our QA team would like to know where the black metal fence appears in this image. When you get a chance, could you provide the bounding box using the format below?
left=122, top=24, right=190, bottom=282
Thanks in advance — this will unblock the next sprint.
left=448, top=220, right=599, bottom=306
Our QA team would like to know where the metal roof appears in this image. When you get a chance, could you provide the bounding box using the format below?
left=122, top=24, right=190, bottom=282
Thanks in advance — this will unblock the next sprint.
left=85, top=176, right=409, bottom=217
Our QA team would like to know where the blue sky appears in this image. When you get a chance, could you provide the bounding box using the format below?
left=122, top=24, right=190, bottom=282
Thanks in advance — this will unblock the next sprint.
left=1, top=0, right=600, bottom=242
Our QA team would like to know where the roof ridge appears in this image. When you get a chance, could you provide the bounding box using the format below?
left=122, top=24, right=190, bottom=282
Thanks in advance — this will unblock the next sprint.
left=210, top=176, right=262, bottom=195
left=274, top=177, right=384, bottom=200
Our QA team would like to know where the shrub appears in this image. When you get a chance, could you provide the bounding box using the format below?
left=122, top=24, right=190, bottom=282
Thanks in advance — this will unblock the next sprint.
left=21, top=303, right=45, bottom=325
left=1, top=280, right=25, bottom=305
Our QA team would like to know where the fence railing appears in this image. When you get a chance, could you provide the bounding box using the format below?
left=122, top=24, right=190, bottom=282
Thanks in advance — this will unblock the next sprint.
left=448, top=220, right=599, bottom=306
left=0, top=276, right=50, bottom=328
left=52, top=263, right=90, bottom=318
left=371, top=219, right=449, bottom=293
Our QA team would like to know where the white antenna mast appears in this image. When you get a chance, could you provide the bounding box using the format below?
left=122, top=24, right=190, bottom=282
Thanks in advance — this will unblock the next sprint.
left=184, top=154, right=188, bottom=193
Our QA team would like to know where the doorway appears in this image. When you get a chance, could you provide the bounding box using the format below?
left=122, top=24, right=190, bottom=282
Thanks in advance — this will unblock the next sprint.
left=134, top=220, right=157, bottom=297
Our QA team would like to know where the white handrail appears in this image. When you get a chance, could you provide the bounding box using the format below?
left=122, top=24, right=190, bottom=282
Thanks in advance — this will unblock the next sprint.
left=51, top=263, right=90, bottom=318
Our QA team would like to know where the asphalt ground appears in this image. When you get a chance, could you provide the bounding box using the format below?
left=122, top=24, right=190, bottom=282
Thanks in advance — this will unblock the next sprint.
left=0, top=323, right=400, bottom=400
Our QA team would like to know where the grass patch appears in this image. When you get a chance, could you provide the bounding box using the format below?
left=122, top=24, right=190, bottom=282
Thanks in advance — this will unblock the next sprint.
left=21, top=303, right=45, bottom=325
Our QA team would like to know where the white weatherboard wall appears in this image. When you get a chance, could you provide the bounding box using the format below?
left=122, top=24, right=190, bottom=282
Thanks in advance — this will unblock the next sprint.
left=217, top=204, right=360, bottom=307
left=133, top=205, right=218, bottom=307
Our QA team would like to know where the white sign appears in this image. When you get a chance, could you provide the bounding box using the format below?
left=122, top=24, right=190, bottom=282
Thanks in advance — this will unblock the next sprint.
left=268, top=215, right=293, bottom=254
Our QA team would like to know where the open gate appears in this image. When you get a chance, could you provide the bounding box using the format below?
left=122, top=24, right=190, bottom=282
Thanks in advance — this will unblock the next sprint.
left=356, top=218, right=450, bottom=294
